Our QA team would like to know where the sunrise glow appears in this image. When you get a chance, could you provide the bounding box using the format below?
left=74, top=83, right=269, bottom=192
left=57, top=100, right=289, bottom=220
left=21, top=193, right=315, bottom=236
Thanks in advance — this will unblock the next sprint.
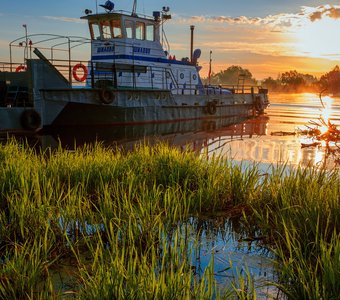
left=293, top=17, right=339, bottom=60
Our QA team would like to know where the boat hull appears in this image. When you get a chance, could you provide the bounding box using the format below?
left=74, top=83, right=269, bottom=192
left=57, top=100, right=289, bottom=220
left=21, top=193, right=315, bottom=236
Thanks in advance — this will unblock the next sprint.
left=41, top=88, right=259, bottom=128
left=0, top=60, right=269, bottom=134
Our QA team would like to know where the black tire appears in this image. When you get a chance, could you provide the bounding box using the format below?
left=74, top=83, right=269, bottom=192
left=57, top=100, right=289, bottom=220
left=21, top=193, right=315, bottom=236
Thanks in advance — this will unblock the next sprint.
left=255, top=96, right=264, bottom=113
left=207, top=101, right=217, bottom=115
left=99, top=88, right=114, bottom=104
left=20, top=109, right=41, bottom=131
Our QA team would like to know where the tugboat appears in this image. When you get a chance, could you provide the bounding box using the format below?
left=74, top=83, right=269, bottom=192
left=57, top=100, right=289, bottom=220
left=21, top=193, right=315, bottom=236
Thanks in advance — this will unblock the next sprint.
left=0, top=0, right=269, bottom=134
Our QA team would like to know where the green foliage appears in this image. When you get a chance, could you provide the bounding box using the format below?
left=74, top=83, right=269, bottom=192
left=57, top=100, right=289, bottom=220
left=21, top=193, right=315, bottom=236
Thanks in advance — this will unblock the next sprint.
left=0, top=141, right=256, bottom=299
left=208, top=65, right=256, bottom=85
left=249, top=166, right=340, bottom=299
left=0, top=140, right=339, bottom=298
left=206, top=65, right=339, bottom=94
left=262, top=70, right=318, bottom=92
left=319, top=65, right=340, bottom=95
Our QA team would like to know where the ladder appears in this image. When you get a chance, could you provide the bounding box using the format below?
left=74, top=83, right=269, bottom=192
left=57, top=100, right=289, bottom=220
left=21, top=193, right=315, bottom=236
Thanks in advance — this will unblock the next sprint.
left=237, top=74, right=246, bottom=93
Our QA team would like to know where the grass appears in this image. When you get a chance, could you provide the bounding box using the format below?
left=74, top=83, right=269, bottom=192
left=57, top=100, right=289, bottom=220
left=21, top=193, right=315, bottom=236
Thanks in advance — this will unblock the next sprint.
left=0, top=140, right=339, bottom=299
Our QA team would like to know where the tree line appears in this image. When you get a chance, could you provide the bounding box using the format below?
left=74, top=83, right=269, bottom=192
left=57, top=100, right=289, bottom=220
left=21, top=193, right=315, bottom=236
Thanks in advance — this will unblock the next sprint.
left=204, top=65, right=340, bottom=95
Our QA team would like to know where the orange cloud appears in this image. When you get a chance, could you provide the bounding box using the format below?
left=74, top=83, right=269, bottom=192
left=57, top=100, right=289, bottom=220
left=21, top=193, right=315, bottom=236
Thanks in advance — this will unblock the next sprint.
left=306, top=5, right=340, bottom=21
left=180, top=4, right=340, bottom=29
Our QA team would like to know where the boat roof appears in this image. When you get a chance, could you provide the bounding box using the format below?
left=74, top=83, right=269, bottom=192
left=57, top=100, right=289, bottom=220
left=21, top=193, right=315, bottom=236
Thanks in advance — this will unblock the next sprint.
left=80, top=11, right=156, bottom=23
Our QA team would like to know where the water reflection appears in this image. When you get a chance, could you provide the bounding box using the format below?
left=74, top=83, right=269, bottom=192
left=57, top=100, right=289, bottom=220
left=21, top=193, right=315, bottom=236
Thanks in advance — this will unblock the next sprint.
left=2, top=93, right=338, bottom=169
left=39, top=115, right=269, bottom=154
left=211, top=93, right=340, bottom=169
left=184, top=216, right=278, bottom=298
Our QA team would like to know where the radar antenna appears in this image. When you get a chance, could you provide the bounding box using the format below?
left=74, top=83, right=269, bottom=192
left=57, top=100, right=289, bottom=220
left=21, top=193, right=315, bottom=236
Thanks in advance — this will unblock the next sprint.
left=99, top=0, right=114, bottom=12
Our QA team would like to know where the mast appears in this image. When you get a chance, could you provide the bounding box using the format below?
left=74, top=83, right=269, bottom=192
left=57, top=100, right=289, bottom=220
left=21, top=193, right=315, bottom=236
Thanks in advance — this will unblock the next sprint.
left=132, top=0, right=137, bottom=16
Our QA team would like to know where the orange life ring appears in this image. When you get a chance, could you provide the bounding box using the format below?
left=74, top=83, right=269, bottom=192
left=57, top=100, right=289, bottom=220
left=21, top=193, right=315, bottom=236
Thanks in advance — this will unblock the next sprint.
left=15, top=65, right=27, bottom=72
left=72, top=63, right=88, bottom=82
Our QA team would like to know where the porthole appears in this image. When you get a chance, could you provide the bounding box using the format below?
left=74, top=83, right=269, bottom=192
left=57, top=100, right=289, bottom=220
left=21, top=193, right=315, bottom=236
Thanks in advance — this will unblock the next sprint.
left=180, top=73, right=184, bottom=79
left=166, top=71, right=171, bottom=79
left=193, top=74, right=197, bottom=80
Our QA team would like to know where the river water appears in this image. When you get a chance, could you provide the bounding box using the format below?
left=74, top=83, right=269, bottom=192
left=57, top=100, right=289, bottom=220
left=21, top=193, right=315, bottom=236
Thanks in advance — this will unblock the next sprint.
left=9, top=93, right=340, bottom=298
left=206, top=93, right=340, bottom=170
left=41, top=92, right=340, bottom=170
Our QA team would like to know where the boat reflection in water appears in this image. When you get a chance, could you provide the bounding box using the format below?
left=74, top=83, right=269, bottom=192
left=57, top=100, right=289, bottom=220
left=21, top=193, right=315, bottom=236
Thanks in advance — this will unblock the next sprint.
left=40, top=115, right=269, bottom=153
left=222, top=93, right=340, bottom=169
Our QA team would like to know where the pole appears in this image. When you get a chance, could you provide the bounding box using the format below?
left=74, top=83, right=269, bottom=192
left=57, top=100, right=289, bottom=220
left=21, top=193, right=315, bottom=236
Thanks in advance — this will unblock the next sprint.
left=68, top=37, right=72, bottom=84
left=9, top=43, right=13, bottom=72
left=23, top=24, right=28, bottom=63
left=190, top=25, right=194, bottom=64
left=208, top=50, right=212, bottom=85
left=132, top=0, right=137, bottom=16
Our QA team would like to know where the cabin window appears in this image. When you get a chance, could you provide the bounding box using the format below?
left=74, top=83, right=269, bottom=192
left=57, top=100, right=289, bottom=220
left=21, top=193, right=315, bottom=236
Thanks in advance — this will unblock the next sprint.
left=146, top=24, right=154, bottom=41
left=111, top=20, right=122, bottom=38
left=90, top=23, right=101, bottom=40
left=135, top=22, right=145, bottom=40
left=125, top=20, right=134, bottom=39
left=101, top=21, right=112, bottom=39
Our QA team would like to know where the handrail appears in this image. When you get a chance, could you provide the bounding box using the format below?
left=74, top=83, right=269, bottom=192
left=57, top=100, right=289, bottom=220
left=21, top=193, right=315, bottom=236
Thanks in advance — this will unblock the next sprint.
left=9, top=34, right=90, bottom=71
left=33, top=48, right=71, bottom=86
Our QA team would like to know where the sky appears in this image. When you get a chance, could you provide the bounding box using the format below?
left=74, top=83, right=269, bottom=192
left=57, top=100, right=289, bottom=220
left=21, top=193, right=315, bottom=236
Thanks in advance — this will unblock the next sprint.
left=0, top=0, right=339, bottom=79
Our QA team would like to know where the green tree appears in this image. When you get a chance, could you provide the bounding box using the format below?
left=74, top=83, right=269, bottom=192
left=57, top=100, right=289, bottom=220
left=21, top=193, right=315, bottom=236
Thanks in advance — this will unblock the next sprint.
left=319, top=65, right=340, bottom=95
left=208, top=66, right=256, bottom=85
left=280, top=70, right=306, bottom=92
left=262, top=76, right=282, bottom=91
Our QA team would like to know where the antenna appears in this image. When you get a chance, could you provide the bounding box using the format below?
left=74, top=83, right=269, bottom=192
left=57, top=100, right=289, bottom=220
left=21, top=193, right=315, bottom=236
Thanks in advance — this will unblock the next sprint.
left=132, top=0, right=137, bottom=16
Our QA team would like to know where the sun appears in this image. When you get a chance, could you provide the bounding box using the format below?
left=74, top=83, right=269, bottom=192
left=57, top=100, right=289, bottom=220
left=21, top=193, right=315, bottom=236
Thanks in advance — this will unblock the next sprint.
left=293, top=17, right=339, bottom=60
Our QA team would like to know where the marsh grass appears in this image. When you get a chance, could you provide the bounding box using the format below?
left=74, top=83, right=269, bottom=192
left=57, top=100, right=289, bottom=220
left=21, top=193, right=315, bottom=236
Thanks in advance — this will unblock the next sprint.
left=0, top=139, right=339, bottom=299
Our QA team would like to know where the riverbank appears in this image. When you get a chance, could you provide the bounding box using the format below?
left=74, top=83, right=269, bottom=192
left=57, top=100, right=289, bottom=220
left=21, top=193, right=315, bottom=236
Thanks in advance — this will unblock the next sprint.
left=0, top=141, right=339, bottom=298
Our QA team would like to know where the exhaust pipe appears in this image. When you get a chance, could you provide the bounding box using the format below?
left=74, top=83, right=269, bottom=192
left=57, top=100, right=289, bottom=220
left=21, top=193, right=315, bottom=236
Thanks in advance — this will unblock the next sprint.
left=190, top=25, right=195, bottom=63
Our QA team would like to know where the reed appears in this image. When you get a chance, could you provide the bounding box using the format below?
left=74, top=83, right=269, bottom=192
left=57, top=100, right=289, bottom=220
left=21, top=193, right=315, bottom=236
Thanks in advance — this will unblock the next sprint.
left=0, top=140, right=339, bottom=298
left=249, top=165, right=340, bottom=299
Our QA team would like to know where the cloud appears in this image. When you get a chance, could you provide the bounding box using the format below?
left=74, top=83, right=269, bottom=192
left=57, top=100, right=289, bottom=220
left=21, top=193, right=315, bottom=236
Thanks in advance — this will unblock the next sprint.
left=179, top=4, right=340, bottom=29
left=305, top=5, right=340, bottom=22
left=181, top=13, right=302, bottom=29
left=43, top=16, right=85, bottom=24
left=198, top=40, right=297, bottom=58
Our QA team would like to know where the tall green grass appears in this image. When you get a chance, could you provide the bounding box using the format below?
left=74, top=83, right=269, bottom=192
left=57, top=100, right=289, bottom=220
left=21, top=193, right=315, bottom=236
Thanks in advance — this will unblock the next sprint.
left=249, top=166, right=340, bottom=299
left=0, top=140, right=339, bottom=299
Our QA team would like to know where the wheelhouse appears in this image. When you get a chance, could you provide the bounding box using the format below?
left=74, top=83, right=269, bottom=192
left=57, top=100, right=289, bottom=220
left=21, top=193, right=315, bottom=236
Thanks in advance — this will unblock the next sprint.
left=79, top=7, right=201, bottom=94
left=81, top=13, right=160, bottom=42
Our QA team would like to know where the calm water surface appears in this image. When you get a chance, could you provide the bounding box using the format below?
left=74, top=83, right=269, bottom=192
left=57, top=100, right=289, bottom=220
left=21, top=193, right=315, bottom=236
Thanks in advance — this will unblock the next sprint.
left=41, top=92, right=340, bottom=169
left=15, top=93, right=340, bottom=298
left=204, top=93, right=340, bottom=169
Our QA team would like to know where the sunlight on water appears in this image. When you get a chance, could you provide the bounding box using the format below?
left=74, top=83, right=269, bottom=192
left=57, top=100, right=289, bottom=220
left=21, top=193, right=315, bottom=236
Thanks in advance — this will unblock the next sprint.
left=319, top=95, right=334, bottom=134
left=204, top=93, right=340, bottom=169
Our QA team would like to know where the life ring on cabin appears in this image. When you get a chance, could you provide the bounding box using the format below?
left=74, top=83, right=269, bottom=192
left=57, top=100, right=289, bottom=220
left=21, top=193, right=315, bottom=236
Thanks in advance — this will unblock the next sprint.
left=16, top=65, right=27, bottom=72
left=99, top=88, right=115, bottom=104
left=20, top=109, right=41, bottom=131
left=72, top=63, right=88, bottom=82
left=254, top=96, right=264, bottom=113
left=207, top=101, right=217, bottom=115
